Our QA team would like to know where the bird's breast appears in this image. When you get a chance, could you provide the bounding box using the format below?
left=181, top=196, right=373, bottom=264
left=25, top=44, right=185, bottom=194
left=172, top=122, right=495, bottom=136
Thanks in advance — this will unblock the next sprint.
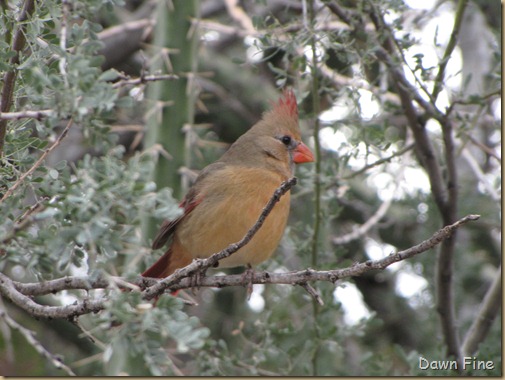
left=175, top=166, right=291, bottom=268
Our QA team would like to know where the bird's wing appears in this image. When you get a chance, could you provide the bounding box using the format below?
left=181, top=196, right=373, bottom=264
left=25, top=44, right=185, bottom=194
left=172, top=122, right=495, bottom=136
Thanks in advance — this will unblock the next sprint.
left=151, top=190, right=202, bottom=250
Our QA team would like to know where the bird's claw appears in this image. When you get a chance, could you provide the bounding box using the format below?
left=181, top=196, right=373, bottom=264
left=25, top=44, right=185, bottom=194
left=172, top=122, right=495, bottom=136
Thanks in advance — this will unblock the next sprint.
left=189, top=268, right=207, bottom=295
left=242, top=264, right=255, bottom=300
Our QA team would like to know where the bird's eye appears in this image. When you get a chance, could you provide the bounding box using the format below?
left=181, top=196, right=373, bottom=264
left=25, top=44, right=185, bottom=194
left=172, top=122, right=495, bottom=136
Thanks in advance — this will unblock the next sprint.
left=280, top=135, right=292, bottom=146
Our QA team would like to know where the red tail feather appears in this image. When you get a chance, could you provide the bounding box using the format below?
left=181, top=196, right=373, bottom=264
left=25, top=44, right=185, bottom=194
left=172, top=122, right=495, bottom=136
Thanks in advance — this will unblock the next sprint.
left=142, top=249, right=172, bottom=278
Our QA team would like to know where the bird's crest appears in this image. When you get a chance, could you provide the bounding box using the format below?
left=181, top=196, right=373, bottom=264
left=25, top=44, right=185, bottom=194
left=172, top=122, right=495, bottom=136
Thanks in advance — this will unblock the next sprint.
left=271, top=88, right=299, bottom=121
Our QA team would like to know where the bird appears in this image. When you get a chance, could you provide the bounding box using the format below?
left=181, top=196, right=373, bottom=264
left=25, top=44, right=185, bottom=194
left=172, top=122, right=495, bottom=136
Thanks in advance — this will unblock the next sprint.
left=141, top=89, right=314, bottom=281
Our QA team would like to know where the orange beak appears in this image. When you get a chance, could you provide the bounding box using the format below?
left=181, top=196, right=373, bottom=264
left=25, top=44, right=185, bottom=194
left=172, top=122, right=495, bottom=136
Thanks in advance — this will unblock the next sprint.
left=293, top=141, right=315, bottom=164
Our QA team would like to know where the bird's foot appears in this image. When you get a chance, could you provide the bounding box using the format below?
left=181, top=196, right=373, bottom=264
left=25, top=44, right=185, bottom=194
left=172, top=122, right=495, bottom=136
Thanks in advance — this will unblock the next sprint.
left=241, top=264, right=255, bottom=300
left=189, top=267, right=207, bottom=295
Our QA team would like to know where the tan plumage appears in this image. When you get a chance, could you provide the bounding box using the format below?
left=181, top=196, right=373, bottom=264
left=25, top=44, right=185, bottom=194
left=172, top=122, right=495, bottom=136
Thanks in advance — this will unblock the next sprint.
left=142, top=89, right=314, bottom=279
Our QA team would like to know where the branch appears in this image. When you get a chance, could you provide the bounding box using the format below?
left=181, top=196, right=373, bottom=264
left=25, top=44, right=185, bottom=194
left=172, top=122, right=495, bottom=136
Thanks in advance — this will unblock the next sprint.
left=112, top=73, right=179, bottom=89
left=437, top=109, right=460, bottom=366
left=0, top=272, right=105, bottom=319
left=160, top=214, right=480, bottom=292
left=59, top=0, right=70, bottom=87
left=0, top=0, right=36, bottom=155
left=461, top=265, right=502, bottom=357
left=319, top=63, right=401, bottom=107
left=332, top=197, right=392, bottom=245
left=0, top=118, right=73, bottom=203
left=1, top=214, right=480, bottom=319
left=1, top=196, right=53, bottom=244
left=462, top=147, right=500, bottom=202
left=462, top=131, right=501, bottom=163
left=340, top=143, right=414, bottom=180
left=223, top=0, right=255, bottom=34
left=0, top=309, right=76, bottom=376
left=431, top=0, right=468, bottom=101
left=0, top=109, right=54, bottom=120
left=97, top=17, right=153, bottom=70
left=324, top=1, right=354, bottom=25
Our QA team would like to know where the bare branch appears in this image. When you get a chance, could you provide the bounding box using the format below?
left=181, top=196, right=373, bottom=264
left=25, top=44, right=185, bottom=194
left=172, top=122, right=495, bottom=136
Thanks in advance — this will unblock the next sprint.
left=0, top=272, right=105, bottom=319
left=12, top=275, right=111, bottom=296
left=0, top=109, right=54, bottom=120
left=0, top=0, right=36, bottom=155
left=1, top=214, right=480, bottom=320
left=340, top=143, right=415, bottom=180
left=462, top=148, right=500, bottom=202
left=165, top=214, right=479, bottom=292
left=462, top=265, right=502, bottom=357
left=462, top=131, right=501, bottom=163
left=112, top=73, right=179, bottom=89
left=319, top=63, right=401, bottom=107
left=224, top=0, right=255, bottom=34
left=437, top=112, right=460, bottom=367
left=59, top=0, right=70, bottom=87
left=332, top=197, right=393, bottom=245
left=431, top=0, right=468, bottom=101
left=0, top=309, right=76, bottom=375
left=300, top=283, right=324, bottom=306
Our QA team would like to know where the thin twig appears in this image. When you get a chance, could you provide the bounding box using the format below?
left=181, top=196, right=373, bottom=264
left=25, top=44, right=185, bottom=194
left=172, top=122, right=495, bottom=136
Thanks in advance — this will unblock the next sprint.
left=59, top=0, right=70, bottom=87
left=300, top=283, right=324, bottom=306
left=0, top=109, right=54, bottom=120
left=431, top=0, right=468, bottom=101
left=1, top=196, right=52, bottom=244
left=462, top=131, right=501, bottom=163
left=223, top=0, right=255, bottom=34
left=319, top=63, right=401, bottom=107
left=112, top=73, right=179, bottom=89
left=446, top=89, right=501, bottom=115
left=461, top=148, right=500, bottom=202
left=0, top=118, right=73, bottom=203
left=332, top=197, right=392, bottom=245
left=0, top=309, right=76, bottom=375
left=340, top=143, right=415, bottom=180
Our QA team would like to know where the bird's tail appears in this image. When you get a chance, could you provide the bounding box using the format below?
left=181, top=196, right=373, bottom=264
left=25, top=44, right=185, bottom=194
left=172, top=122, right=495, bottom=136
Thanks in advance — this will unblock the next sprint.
left=142, top=245, right=193, bottom=279
left=142, top=249, right=173, bottom=278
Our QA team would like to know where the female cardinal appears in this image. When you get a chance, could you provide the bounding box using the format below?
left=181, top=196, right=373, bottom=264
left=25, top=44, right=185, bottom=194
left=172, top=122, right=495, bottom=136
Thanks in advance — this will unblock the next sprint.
left=142, top=89, right=314, bottom=279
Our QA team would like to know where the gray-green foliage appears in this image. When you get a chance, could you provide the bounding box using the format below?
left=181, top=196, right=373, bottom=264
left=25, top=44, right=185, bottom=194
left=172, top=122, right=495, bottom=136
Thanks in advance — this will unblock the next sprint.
left=0, top=0, right=501, bottom=376
left=1, top=0, right=209, bottom=376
